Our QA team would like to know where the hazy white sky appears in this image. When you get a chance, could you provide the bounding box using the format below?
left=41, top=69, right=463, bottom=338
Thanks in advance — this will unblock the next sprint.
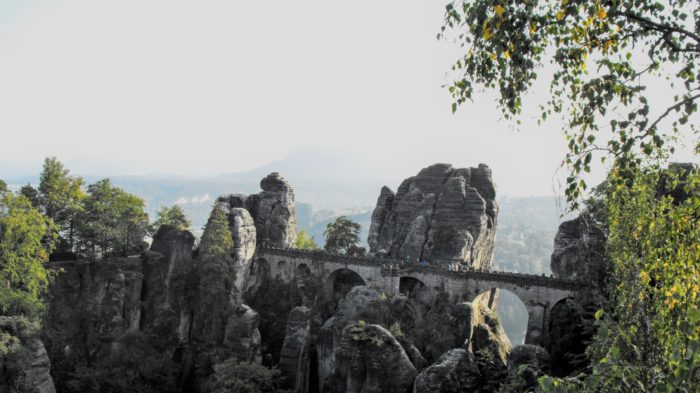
left=4, top=0, right=688, bottom=197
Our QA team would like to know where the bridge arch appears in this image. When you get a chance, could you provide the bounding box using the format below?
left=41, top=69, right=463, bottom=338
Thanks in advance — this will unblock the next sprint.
left=399, top=276, right=433, bottom=304
left=326, top=268, right=366, bottom=304
left=296, top=263, right=311, bottom=278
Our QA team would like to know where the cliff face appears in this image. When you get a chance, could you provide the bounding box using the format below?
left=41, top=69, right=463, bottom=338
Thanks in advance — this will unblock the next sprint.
left=44, top=224, right=261, bottom=392
left=368, top=163, right=498, bottom=269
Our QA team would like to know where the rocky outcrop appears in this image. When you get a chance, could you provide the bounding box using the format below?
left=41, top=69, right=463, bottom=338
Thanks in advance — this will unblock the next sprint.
left=550, top=213, right=607, bottom=284
left=333, top=322, right=417, bottom=393
left=368, top=163, right=498, bottom=269
left=279, top=307, right=312, bottom=393
left=500, top=345, right=551, bottom=392
left=413, top=349, right=480, bottom=393
left=470, top=303, right=512, bottom=365
left=18, top=340, right=57, bottom=393
left=44, top=258, right=144, bottom=370
left=0, top=318, right=56, bottom=393
left=222, top=304, right=262, bottom=362
left=218, top=172, right=296, bottom=247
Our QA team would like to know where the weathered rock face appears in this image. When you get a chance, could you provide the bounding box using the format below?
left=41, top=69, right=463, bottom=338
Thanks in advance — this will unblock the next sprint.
left=278, top=307, right=312, bottom=393
left=550, top=213, right=607, bottom=284
left=204, top=202, right=257, bottom=300
left=44, top=258, right=144, bottom=371
left=19, top=340, right=57, bottom=393
left=469, top=303, right=512, bottom=366
left=222, top=304, right=262, bottom=362
left=368, top=163, right=498, bottom=269
left=0, top=318, right=56, bottom=393
left=217, top=172, right=296, bottom=248
left=413, top=349, right=480, bottom=393
left=334, top=323, right=417, bottom=393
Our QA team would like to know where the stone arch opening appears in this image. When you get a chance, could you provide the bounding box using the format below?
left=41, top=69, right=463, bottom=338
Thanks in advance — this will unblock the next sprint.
left=399, top=276, right=433, bottom=304
left=296, top=263, right=311, bottom=278
left=548, top=297, right=586, bottom=376
left=475, top=288, right=528, bottom=345
left=327, top=268, right=366, bottom=303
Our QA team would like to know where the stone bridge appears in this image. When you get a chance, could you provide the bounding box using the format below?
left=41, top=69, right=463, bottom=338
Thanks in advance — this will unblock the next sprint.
left=253, top=246, right=582, bottom=345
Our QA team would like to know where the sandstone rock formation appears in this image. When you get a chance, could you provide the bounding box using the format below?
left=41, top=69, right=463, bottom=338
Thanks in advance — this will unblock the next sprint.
left=334, top=322, right=417, bottom=393
left=18, top=340, right=57, bottom=393
left=0, top=318, right=56, bottom=393
left=469, top=303, right=512, bottom=366
left=222, top=304, right=262, bottom=362
left=413, top=349, right=480, bottom=393
left=550, top=213, right=607, bottom=284
left=218, top=172, right=296, bottom=248
left=368, top=163, right=498, bottom=269
left=279, top=307, right=313, bottom=393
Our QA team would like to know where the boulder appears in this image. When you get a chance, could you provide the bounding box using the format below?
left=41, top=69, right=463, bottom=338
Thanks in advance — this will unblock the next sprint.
left=413, top=349, right=480, bottom=393
left=368, top=163, right=498, bottom=269
left=333, top=322, right=417, bottom=393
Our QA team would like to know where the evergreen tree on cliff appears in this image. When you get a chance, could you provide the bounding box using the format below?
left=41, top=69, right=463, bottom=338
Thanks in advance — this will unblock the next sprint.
left=323, top=216, right=361, bottom=254
left=37, top=157, right=84, bottom=252
left=151, top=204, right=191, bottom=233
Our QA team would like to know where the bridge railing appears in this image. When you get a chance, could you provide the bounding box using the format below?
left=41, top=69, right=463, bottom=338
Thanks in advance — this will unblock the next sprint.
left=256, top=244, right=582, bottom=291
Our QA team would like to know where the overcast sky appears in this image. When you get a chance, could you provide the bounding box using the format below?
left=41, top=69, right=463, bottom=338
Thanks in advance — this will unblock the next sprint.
left=1, top=1, right=694, bottom=197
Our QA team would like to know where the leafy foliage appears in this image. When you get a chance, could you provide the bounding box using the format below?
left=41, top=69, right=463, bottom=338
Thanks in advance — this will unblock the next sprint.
left=38, top=157, right=85, bottom=251
left=323, top=216, right=361, bottom=254
left=19, top=183, right=40, bottom=209
left=74, top=179, right=149, bottom=257
left=442, top=0, right=699, bottom=208
left=409, top=291, right=456, bottom=363
left=294, top=229, right=319, bottom=250
left=0, top=193, right=56, bottom=318
left=212, top=358, right=286, bottom=393
left=539, top=166, right=700, bottom=392
left=151, top=204, right=191, bottom=233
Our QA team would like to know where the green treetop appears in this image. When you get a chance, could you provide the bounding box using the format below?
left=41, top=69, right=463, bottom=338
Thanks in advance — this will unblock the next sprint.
left=0, top=193, right=57, bottom=318
left=151, top=205, right=191, bottom=233
left=323, top=216, right=361, bottom=254
left=75, top=179, right=149, bottom=258
left=294, top=229, right=319, bottom=250
left=37, top=157, right=85, bottom=250
left=19, top=183, right=39, bottom=209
